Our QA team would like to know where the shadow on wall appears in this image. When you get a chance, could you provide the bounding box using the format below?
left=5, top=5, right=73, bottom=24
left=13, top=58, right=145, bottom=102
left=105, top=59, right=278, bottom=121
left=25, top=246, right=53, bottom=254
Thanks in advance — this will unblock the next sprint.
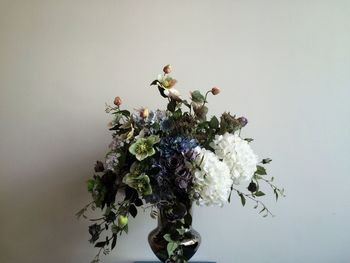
left=0, top=147, right=153, bottom=263
left=0, top=152, right=99, bottom=263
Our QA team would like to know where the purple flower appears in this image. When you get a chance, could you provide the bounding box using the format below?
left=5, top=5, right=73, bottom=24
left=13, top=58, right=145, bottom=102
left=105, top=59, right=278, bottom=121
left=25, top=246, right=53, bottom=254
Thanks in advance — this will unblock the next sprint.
left=238, top=116, right=248, bottom=127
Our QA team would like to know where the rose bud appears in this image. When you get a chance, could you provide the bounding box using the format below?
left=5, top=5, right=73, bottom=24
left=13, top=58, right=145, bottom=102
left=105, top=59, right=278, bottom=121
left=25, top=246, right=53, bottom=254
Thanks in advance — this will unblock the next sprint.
left=211, top=86, right=221, bottom=95
left=114, top=96, right=122, bottom=106
left=163, top=64, right=172, bottom=74
left=140, top=108, right=149, bottom=118
left=248, top=182, right=258, bottom=193
left=237, top=116, right=248, bottom=127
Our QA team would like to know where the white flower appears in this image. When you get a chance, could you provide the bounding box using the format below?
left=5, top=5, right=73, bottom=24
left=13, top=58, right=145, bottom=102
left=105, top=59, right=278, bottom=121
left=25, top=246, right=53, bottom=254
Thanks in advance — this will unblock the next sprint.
left=210, top=132, right=258, bottom=185
left=192, top=147, right=233, bottom=207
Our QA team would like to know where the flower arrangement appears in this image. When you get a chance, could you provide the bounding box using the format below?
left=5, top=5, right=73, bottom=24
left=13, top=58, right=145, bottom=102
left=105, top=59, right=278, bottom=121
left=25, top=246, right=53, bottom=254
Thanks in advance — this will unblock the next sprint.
left=77, top=65, right=284, bottom=263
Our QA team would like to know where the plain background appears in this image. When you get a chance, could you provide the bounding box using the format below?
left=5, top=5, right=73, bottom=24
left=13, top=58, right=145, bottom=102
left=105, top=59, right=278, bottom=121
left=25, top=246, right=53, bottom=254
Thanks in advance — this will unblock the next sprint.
left=0, top=1, right=349, bottom=263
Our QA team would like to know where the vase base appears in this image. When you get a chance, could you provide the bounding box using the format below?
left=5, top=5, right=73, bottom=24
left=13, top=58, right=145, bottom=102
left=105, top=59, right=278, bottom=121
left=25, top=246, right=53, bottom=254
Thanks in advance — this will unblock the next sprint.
left=135, top=261, right=216, bottom=263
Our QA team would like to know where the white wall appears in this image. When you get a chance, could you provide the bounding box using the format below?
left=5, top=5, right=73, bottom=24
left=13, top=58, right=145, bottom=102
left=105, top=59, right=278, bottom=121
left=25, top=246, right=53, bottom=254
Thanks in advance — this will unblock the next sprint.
left=1, top=1, right=349, bottom=262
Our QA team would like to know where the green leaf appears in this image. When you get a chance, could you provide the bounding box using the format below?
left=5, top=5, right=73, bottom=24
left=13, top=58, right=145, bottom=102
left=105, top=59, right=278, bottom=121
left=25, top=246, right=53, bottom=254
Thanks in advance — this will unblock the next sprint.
left=167, top=242, right=178, bottom=257
left=111, top=235, right=117, bottom=250
left=274, top=189, right=279, bottom=201
left=167, top=99, right=177, bottom=112
left=118, top=110, right=130, bottom=117
left=239, top=193, right=246, bottom=206
left=111, top=225, right=119, bottom=234
left=256, top=165, right=267, bottom=175
left=163, top=234, right=172, bottom=242
left=177, top=228, right=186, bottom=235
left=134, top=198, right=143, bottom=207
left=191, top=90, right=205, bottom=103
left=184, top=213, right=192, bottom=227
left=228, top=190, right=232, bottom=203
left=150, top=79, right=158, bottom=86
left=262, top=158, right=272, bottom=164
left=87, top=179, right=95, bottom=192
left=255, top=191, right=265, bottom=197
left=158, top=86, right=168, bottom=98
left=129, top=204, right=137, bottom=218
left=244, top=138, right=254, bottom=143
left=209, top=116, right=219, bottom=129
left=94, top=241, right=106, bottom=248
left=182, top=99, right=191, bottom=109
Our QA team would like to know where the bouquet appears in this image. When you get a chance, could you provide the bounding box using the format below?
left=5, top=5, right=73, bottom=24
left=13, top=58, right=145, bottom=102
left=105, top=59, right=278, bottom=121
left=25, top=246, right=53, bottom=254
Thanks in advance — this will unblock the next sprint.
left=77, top=65, right=284, bottom=263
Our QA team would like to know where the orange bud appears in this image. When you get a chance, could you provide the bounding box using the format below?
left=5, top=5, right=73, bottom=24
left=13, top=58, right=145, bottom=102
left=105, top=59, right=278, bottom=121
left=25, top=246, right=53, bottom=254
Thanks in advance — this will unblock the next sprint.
left=114, top=96, right=122, bottom=106
left=211, top=87, right=221, bottom=95
left=163, top=64, right=172, bottom=74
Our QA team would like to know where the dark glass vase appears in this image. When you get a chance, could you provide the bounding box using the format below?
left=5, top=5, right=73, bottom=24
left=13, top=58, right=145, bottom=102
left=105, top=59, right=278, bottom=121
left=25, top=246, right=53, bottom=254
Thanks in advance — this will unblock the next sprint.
left=148, top=204, right=201, bottom=262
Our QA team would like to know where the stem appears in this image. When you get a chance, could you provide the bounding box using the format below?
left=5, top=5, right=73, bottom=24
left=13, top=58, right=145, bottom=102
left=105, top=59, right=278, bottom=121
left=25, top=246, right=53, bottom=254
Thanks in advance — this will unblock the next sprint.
left=260, top=177, right=285, bottom=197
left=231, top=187, right=275, bottom=217
left=202, top=90, right=211, bottom=107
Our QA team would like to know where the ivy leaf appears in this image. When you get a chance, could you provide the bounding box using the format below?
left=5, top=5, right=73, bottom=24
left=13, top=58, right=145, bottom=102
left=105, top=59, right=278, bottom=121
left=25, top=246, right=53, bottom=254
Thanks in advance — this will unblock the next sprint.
left=94, top=241, right=106, bottom=248
left=255, top=191, right=265, bottom=197
left=167, top=99, right=177, bottom=112
left=111, top=225, right=119, bottom=234
left=163, top=234, right=172, bottom=242
left=256, top=165, right=267, bottom=175
left=129, top=204, right=137, bottom=218
left=167, top=242, right=178, bottom=257
left=111, top=235, right=117, bottom=250
left=134, top=198, right=143, bottom=207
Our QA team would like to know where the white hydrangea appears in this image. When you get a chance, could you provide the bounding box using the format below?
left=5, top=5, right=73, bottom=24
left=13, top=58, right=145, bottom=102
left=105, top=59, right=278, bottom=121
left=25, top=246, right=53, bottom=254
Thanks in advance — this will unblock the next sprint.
left=210, top=132, right=258, bottom=185
left=192, top=147, right=233, bottom=207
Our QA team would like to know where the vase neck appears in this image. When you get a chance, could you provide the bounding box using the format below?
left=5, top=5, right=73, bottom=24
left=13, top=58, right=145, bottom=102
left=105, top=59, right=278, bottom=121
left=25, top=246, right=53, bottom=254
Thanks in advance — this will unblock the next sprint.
left=157, top=204, right=193, bottom=229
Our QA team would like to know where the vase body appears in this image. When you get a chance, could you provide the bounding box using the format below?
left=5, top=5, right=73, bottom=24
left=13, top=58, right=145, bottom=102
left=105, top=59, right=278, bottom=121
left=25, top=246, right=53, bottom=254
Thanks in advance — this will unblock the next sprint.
left=148, top=205, right=201, bottom=262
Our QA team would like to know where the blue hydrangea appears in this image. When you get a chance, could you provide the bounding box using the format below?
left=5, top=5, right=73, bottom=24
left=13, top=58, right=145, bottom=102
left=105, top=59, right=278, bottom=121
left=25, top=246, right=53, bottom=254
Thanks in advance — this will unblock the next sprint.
left=158, top=136, right=198, bottom=158
left=144, top=136, right=198, bottom=204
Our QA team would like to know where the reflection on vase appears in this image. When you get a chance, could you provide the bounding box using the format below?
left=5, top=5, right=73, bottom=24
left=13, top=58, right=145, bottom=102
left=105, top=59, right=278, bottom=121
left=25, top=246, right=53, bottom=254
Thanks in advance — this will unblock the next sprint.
left=148, top=205, right=201, bottom=262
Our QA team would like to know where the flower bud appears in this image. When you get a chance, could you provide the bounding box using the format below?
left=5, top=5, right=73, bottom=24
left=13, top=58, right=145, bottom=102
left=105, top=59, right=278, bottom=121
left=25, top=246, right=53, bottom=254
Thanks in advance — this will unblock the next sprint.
left=114, top=96, right=122, bottom=106
left=140, top=108, right=149, bottom=118
left=248, top=182, right=257, bottom=193
left=237, top=116, right=248, bottom=127
left=211, top=87, right=220, bottom=95
left=163, top=64, right=172, bottom=74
